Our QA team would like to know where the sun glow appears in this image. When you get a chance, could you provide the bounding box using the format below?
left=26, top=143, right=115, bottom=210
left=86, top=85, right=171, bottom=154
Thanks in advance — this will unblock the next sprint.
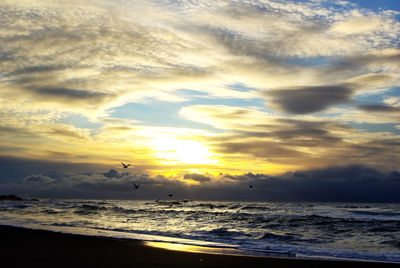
left=151, top=136, right=217, bottom=165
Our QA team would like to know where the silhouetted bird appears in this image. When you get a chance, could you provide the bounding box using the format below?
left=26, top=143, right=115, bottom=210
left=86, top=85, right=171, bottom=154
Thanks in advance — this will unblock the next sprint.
left=133, top=184, right=140, bottom=190
left=168, top=194, right=173, bottom=197
left=249, top=185, right=253, bottom=188
left=121, top=162, right=131, bottom=168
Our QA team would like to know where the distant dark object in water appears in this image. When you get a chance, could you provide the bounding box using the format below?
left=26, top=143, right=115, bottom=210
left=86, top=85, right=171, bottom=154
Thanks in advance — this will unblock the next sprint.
left=249, top=185, right=253, bottom=188
left=30, top=198, right=40, bottom=201
left=168, top=194, right=173, bottom=197
left=121, top=162, right=131, bottom=168
left=155, top=199, right=161, bottom=203
left=0, top=194, right=24, bottom=201
left=133, top=184, right=140, bottom=190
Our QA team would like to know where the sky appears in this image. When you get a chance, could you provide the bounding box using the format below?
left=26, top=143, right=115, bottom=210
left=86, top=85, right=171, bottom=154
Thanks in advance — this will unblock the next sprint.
left=0, top=0, right=399, bottom=201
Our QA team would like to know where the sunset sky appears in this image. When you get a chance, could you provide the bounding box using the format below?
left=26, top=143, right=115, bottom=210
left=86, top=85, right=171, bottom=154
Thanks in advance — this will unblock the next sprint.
left=0, top=0, right=399, bottom=201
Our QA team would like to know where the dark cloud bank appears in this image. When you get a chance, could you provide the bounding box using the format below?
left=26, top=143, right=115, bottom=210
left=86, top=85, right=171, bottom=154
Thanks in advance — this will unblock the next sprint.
left=0, top=157, right=399, bottom=202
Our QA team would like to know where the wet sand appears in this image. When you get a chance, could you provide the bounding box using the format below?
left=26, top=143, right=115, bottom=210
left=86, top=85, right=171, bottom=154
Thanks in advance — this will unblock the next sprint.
left=0, top=225, right=397, bottom=267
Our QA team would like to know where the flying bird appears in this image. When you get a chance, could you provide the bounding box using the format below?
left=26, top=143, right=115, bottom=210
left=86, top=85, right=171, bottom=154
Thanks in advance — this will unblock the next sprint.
left=121, top=162, right=131, bottom=168
left=133, top=184, right=140, bottom=190
left=168, top=194, right=173, bottom=197
left=249, top=185, right=253, bottom=188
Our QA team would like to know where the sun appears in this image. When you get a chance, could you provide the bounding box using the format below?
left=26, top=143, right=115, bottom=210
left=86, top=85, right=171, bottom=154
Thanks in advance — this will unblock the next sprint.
left=151, top=136, right=216, bottom=165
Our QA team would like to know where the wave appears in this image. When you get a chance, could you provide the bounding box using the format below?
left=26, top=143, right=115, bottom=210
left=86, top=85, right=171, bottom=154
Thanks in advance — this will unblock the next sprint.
left=241, top=205, right=269, bottom=210
left=2, top=199, right=400, bottom=263
left=350, top=210, right=400, bottom=217
left=50, top=220, right=92, bottom=227
left=51, top=222, right=78, bottom=227
left=336, top=205, right=370, bottom=209
left=80, top=204, right=108, bottom=210
left=73, top=210, right=99, bottom=215
left=192, top=203, right=228, bottom=209
left=73, top=204, right=108, bottom=215
left=369, top=224, right=400, bottom=233
left=381, top=239, right=400, bottom=249
left=207, top=228, right=242, bottom=237
left=42, top=209, right=61, bottom=214
left=256, top=231, right=303, bottom=242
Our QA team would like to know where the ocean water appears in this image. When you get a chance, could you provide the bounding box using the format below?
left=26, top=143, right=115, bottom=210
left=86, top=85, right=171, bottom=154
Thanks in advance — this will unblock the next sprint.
left=1, top=199, right=399, bottom=262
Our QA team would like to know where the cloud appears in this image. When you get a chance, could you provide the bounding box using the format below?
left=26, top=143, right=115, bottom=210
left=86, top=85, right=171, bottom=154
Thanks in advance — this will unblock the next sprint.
left=180, top=104, right=400, bottom=170
left=0, top=0, right=399, bottom=177
left=260, top=118, right=348, bottom=143
left=102, top=169, right=129, bottom=179
left=329, top=14, right=384, bottom=35
left=1, top=0, right=399, bottom=118
left=325, top=50, right=400, bottom=83
left=0, top=126, right=20, bottom=134
left=1, top=160, right=399, bottom=202
left=216, top=140, right=305, bottom=161
left=265, top=85, right=354, bottom=114
left=104, top=126, right=137, bottom=132
left=22, top=174, right=54, bottom=185
left=0, top=155, right=106, bottom=183
left=0, top=1, right=218, bottom=115
left=46, top=125, right=90, bottom=140
left=33, top=87, right=116, bottom=106
left=180, top=105, right=273, bottom=131
left=183, top=173, right=212, bottom=183
left=217, top=165, right=400, bottom=202
left=337, top=108, right=400, bottom=124
left=384, top=96, right=400, bottom=107
left=357, top=104, right=400, bottom=113
left=346, top=73, right=395, bottom=87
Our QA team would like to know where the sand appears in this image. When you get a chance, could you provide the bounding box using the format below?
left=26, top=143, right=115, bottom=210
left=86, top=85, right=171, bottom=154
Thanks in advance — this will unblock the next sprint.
left=0, top=225, right=397, bottom=267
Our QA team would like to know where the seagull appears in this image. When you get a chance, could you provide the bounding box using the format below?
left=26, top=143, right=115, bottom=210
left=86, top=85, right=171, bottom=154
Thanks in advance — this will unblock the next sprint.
left=121, top=162, right=131, bottom=168
left=133, top=184, right=140, bottom=190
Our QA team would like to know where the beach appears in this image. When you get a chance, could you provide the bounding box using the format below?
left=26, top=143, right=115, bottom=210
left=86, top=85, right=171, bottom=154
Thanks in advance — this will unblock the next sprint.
left=1, top=225, right=397, bottom=267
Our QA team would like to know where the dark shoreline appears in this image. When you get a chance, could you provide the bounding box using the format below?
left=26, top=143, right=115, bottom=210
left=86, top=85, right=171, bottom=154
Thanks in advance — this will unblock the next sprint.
left=0, top=225, right=398, bottom=267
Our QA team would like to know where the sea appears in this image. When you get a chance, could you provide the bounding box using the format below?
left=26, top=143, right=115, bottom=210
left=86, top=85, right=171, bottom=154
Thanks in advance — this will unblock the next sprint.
left=1, top=199, right=399, bottom=263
